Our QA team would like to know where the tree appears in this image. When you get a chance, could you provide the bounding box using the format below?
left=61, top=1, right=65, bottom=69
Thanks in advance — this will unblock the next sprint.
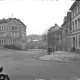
left=47, top=24, right=59, bottom=52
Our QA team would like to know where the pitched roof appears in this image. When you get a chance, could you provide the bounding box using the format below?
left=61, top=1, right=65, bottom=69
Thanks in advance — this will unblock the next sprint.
left=49, top=24, right=59, bottom=33
left=0, top=18, right=26, bottom=27
left=69, top=1, right=78, bottom=10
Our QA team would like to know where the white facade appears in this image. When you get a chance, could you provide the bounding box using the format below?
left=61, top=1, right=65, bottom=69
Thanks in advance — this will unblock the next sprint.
left=71, top=1, right=80, bottom=50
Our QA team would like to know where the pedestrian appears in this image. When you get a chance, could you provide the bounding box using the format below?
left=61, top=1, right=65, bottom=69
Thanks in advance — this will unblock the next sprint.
left=0, top=67, right=10, bottom=80
left=47, top=47, right=52, bottom=55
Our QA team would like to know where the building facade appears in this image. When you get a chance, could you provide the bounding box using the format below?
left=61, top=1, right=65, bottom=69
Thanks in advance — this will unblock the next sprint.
left=48, top=24, right=59, bottom=52
left=57, top=27, right=63, bottom=51
left=0, top=18, right=27, bottom=50
left=70, top=1, right=80, bottom=51
left=61, top=12, right=72, bottom=51
left=47, top=1, right=80, bottom=52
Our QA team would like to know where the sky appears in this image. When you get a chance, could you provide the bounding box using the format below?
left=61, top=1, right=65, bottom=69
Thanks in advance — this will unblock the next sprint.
left=0, top=0, right=74, bottom=35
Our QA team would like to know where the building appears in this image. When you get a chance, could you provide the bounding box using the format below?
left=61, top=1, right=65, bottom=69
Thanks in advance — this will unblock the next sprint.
left=70, top=1, right=80, bottom=51
left=0, top=18, right=27, bottom=50
left=48, top=24, right=59, bottom=52
left=61, top=12, right=72, bottom=51
left=57, top=27, right=63, bottom=51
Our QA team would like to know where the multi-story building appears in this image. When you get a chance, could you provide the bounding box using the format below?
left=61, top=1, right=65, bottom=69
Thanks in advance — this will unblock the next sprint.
left=57, top=27, right=62, bottom=51
left=61, top=12, right=72, bottom=51
left=0, top=18, right=27, bottom=50
left=70, top=1, right=80, bottom=51
left=48, top=24, right=59, bottom=52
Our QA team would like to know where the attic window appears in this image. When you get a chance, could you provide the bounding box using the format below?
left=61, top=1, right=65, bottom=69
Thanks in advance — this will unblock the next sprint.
left=12, top=25, right=17, bottom=30
left=12, top=26, right=14, bottom=30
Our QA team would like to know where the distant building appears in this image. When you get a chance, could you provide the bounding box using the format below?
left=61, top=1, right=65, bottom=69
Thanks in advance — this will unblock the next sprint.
left=61, top=12, right=72, bottom=51
left=70, top=1, right=80, bottom=51
left=0, top=18, right=27, bottom=50
left=48, top=24, right=59, bottom=52
left=57, top=27, right=63, bottom=51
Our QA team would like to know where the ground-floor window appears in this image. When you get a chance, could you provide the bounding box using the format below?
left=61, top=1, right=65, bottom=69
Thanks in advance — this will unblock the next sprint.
left=0, top=39, right=5, bottom=45
left=9, top=39, right=12, bottom=44
left=8, top=39, right=20, bottom=44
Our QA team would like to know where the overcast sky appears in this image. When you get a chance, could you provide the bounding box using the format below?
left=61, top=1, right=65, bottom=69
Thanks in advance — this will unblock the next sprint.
left=0, top=0, right=74, bottom=35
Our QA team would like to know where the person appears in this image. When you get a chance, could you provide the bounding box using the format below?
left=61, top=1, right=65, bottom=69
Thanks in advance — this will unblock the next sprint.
left=0, top=67, right=10, bottom=80
left=47, top=47, right=52, bottom=55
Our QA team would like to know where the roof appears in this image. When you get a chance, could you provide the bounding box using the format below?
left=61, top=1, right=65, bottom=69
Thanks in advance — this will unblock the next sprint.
left=0, top=18, right=26, bottom=27
left=49, top=24, right=59, bottom=33
left=69, top=1, right=78, bottom=10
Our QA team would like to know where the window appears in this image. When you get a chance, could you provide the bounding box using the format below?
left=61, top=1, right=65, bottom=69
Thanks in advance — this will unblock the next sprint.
left=16, top=32, right=18, bottom=36
left=72, top=22, right=74, bottom=31
left=15, top=32, right=18, bottom=36
left=11, top=32, right=15, bottom=36
left=72, top=12, right=73, bottom=18
left=75, top=8, right=77, bottom=16
left=2, top=39, right=3, bottom=44
left=3, top=26, right=5, bottom=30
left=66, top=29, right=68, bottom=36
left=78, top=5, right=80, bottom=13
left=14, top=33, right=16, bottom=36
left=2, top=26, right=5, bottom=30
left=12, top=26, right=17, bottom=30
left=73, top=10, right=75, bottom=17
left=75, top=20, right=77, bottom=30
left=15, top=26, right=17, bottom=30
left=0, top=32, right=6, bottom=36
left=70, top=26, right=72, bottom=31
left=11, top=32, right=18, bottom=37
left=12, top=26, right=15, bottom=30
left=78, top=18, right=80, bottom=28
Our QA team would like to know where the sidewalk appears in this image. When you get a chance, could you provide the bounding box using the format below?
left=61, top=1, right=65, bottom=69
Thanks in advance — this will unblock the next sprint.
left=39, top=51, right=80, bottom=63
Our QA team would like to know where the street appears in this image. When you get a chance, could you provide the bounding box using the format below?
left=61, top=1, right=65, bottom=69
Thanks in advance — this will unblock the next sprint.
left=0, top=49, right=80, bottom=80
